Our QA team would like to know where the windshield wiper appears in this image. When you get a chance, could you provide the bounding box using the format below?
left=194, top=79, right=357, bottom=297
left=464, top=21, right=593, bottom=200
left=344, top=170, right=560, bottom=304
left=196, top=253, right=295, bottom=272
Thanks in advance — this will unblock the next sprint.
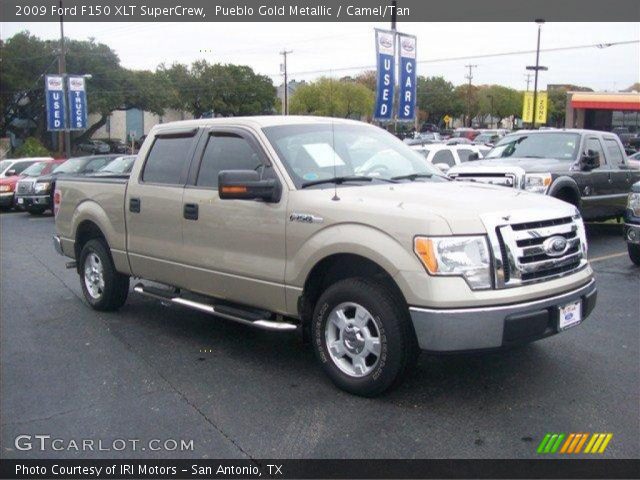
left=300, top=176, right=375, bottom=188
left=522, top=155, right=544, bottom=158
left=391, top=173, right=434, bottom=181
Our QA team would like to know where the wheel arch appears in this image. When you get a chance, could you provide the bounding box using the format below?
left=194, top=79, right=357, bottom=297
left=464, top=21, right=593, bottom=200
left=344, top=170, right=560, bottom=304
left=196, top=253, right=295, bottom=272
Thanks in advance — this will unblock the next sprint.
left=548, top=176, right=582, bottom=209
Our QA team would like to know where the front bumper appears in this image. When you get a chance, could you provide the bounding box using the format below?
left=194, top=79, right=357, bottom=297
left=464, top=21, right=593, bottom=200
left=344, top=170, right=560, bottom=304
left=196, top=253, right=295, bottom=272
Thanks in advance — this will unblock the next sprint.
left=15, top=195, right=51, bottom=208
left=409, top=279, right=597, bottom=352
left=0, top=192, right=14, bottom=207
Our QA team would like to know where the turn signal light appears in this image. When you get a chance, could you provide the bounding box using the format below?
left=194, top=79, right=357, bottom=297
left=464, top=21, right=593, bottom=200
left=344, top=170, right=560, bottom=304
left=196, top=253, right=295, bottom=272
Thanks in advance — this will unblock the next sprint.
left=414, top=237, right=438, bottom=273
left=221, top=186, right=247, bottom=194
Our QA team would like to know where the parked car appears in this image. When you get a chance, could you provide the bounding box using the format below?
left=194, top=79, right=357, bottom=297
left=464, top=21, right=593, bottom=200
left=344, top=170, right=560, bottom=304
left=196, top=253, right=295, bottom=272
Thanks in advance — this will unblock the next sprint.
left=92, top=155, right=137, bottom=176
left=9, top=159, right=66, bottom=210
left=628, top=151, right=640, bottom=170
left=448, top=129, right=640, bottom=221
left=76, top=140, right=111, bottom=155
left=474, top=129, right=507, bottom=146
left=405, top=132, right=442, bottom=145
left=625, top=182, right=640, bottom=265
left=452, top=128, right=480, bottom=140
left=612, top=126, right=635, bottom=146
left=54, top=117, right=596, bottom=397
left=15, top=154, right=119, bottom=215
left=410, top=144, right=488, bottom=173
left=98, top=139, right=130, bottom=154
left=0, top=157, right=52, bottom=209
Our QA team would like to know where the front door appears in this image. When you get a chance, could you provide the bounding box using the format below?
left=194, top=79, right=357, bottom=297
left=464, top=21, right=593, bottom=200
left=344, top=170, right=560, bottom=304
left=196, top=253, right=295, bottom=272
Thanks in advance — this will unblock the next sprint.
left=180, top=128, right=288, bottom=313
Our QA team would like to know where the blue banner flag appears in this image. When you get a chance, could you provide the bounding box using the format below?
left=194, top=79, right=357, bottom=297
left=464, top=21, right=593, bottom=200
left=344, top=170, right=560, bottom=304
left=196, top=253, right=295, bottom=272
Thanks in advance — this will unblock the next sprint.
left=67, top=76, right=88, bottom=130
left=373, top=29, right=395, bottom=121
left=398, top=33, right=417, bottom=121
left=45, top=75, right=66, bottom=131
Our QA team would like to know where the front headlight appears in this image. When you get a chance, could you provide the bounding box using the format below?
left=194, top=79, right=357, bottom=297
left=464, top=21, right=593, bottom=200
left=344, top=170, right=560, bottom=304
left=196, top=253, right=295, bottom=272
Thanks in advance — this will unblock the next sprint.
left=573, top=213, right=588, bottom=257
left=34, top=182, right=51, bottom=193
left=0, top=184, right=11, bottom=193
left=524, top=173, right=552, bottom=194
left=414, top=236, right=492, bottom=290
left=628, top=193, right=640, bottom=217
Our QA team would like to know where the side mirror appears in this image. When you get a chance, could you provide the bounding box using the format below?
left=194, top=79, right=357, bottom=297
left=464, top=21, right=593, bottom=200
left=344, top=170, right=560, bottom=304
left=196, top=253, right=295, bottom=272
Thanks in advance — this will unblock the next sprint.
left=5, top=169, right=16, bottom=176
left=433, top=163, right=451, bottom=174
left=218, top=170, right=281, bottom=203
left=579, top=149, right=600, bottom=171
left=467, top=152, right=479, bottom=161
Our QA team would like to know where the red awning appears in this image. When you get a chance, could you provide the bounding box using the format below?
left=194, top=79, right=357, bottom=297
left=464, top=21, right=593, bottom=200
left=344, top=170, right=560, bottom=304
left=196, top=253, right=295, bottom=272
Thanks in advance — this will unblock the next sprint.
left=571, top=93, right=640, bottom=111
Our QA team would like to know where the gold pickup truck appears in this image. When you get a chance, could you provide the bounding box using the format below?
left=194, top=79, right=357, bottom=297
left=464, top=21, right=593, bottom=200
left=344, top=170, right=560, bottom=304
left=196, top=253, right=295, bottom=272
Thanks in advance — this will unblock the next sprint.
left=53, top=117, right=597, bottom=396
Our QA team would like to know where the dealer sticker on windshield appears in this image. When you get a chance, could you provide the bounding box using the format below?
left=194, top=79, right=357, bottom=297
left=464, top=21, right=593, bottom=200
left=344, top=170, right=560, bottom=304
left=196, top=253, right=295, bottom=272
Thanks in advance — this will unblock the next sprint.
left=559, top=300, right=582, bottom=331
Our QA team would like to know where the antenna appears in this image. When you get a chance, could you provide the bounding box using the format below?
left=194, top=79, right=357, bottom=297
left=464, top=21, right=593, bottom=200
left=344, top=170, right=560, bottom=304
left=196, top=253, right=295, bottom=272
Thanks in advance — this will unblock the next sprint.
left=330, top=73, right=339, bottom=201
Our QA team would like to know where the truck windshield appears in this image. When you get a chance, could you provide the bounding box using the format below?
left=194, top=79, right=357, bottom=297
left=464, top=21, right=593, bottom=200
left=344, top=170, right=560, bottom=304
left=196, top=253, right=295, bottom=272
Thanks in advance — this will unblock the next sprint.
left=262, top=123, right=445, bottom=188
left=485, top=132, right=580, bottom=160
left=21, top=161, right=48, bottom=176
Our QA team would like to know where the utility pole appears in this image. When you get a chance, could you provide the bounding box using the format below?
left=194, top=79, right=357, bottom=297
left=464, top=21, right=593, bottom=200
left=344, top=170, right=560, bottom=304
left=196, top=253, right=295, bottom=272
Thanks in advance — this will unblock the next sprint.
left=58, top=0, right=71, bottom=157
left=526, top=19, right=548, bottom=128
left=280, top=49, right=292, bottom=115
left=464, top=64, right=477, bottom=127
left=524, top=73, right=533, bottom=91
left=487, top=94, right=494, bottom=129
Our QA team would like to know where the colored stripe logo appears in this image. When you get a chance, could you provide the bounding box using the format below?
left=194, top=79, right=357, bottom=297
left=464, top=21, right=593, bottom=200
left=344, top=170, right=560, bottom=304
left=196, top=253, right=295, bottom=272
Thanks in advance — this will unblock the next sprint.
left=537, top=433, right=612, bottom=454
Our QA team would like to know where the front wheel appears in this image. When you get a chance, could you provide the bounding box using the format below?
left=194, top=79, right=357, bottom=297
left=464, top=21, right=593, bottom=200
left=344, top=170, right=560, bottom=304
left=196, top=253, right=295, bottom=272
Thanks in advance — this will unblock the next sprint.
left=79, top=239, right=129, bottom=311
left=312, top=278, right=419, bottom=397
left=628, top=243, right=640, bottom=266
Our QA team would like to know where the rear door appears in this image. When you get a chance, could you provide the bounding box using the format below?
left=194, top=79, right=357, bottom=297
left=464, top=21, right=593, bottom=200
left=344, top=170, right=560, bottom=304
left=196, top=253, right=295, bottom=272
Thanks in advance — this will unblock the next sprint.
left=180, top=127, right=288, bottom=313
left=125, top=128, right=200, bottom=285
left=581, top=135, right=615, bottom=219
left=602, top=135, right=635, bottom=214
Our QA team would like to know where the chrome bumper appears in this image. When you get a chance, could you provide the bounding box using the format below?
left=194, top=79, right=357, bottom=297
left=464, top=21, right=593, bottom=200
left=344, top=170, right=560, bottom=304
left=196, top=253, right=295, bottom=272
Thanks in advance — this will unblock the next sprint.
left=409, top=279, right=597, bottom=352
left=53, top=235, right=63, bottom=256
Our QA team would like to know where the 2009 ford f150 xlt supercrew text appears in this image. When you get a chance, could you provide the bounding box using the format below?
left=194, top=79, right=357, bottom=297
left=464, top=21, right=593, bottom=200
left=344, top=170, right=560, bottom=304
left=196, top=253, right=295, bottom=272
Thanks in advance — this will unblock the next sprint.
left=53, top=117, right=597, bottom=396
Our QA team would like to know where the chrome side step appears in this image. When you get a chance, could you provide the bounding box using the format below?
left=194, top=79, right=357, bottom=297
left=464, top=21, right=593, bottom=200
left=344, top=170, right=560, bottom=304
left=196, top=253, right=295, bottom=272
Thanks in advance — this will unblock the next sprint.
left=133, top=284, right=297, bottom=332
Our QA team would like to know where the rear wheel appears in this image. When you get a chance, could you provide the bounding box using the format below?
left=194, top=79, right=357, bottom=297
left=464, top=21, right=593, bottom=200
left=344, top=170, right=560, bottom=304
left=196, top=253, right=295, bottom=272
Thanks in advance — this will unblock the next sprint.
left=628, top=243, right=640, bottom=266
left=79, top=239, right=129, bottom=311
left=311, top=277, right=419, bottom=397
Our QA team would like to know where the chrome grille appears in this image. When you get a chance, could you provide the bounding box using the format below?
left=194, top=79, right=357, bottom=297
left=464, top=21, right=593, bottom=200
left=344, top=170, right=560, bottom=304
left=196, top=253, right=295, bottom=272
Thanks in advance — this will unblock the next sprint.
left=482, top=212, right=588, bottom=289
left=16, top=179, right=35, bottom=195
left=453, top=173, right=517, bottom=188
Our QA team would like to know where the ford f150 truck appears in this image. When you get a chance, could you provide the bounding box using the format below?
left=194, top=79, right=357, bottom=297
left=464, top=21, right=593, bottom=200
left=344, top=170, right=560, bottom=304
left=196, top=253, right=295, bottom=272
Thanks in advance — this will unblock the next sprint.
left=448, top=129, right=640, bottom=222
left=53, top=117, right=597, bottom=396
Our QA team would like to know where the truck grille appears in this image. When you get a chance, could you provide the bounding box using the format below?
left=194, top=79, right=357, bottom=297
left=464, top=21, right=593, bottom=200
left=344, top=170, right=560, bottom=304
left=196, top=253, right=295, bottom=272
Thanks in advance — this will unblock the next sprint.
left=453, top=172, right=517, bottom=188
left=487, top=214, right=587, bottom=288
left=16, top=179, right=35, bottom=195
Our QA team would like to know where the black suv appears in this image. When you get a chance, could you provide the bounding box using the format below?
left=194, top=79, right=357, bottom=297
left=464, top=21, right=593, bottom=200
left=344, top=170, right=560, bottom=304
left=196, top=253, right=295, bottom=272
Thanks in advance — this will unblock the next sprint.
left=448, top=129, right=640, bottom=221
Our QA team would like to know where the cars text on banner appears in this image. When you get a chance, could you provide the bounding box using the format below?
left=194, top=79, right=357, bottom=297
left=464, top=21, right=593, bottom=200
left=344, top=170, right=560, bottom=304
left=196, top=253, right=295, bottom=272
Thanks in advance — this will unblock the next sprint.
left=397, top=33, right=417, bottom=121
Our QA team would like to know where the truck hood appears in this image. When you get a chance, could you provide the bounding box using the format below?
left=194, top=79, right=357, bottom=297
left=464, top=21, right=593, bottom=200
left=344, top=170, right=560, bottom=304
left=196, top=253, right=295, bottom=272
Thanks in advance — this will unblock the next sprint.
left=455, top=156, right=576, bottom=173
left=298, top=180, right=577, bottom=235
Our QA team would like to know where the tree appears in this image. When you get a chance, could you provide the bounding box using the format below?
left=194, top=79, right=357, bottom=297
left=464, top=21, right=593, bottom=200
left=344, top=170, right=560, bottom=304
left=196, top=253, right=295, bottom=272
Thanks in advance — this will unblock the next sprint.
left=454, top=84, right=479, bottom=126
left=289, top=77, right=374, bottom=118
left=477, top=85, right=522, bottom=126
left=416, top=76, right=462, bottom=125
left=547, top=84, right=593, bottom=127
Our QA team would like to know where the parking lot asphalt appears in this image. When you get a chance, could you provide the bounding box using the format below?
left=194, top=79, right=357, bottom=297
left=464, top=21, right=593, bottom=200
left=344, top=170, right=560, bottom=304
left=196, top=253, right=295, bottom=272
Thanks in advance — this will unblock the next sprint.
left=1, top=210, right=638, bottom=460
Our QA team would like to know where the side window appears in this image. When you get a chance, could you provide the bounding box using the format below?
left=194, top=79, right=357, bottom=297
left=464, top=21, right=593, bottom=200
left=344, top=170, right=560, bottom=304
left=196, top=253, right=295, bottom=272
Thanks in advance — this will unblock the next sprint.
left=196, top=133, right=264, bottom=189
left=142, top=135, right=194, bottom=184
left=12, top=161, right=35, bottom=174
left=432, top=150, right=456, bottom=167
left=457, top=149, right=474, bottom=162
left=585, top=137, right=606, bottom=166
left=603, top=138, right=626, bottom=166
left=85, top=158, right=108, bottom=172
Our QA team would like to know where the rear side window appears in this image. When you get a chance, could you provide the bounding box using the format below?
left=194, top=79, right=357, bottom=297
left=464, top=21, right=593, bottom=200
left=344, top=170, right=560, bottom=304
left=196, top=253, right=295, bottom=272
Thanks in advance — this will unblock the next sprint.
left=84, top=157, right=110, bottom=172
left=457, top=149, right=474, bottom=162
left=142, top=136, right=194, bottom=184
left=11, top=161, right=36, bottom=174
left=432, top=150, right=456, bottom=167
left=603, top=138, right=626, bottom=165
left=196, top=133, right=263, bottom=189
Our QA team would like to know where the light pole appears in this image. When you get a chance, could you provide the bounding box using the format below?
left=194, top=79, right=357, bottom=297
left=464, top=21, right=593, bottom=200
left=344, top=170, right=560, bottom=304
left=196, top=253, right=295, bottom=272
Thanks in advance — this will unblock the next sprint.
left=526, top=19, right=548, bottom=129
left=487, top=94, right=494, bottom=128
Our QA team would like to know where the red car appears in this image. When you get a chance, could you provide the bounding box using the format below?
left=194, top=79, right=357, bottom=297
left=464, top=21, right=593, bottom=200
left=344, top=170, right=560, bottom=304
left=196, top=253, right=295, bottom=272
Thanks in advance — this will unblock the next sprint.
left=452, top=128, right=480, bottom=140
left=0, top=158, right=63, bottom=210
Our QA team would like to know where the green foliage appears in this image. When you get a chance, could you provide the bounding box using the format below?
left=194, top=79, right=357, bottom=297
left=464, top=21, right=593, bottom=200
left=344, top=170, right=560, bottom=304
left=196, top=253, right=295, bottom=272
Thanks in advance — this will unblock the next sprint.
left=417, top=76, right=464, bottom=123
left=547, top=85, right=593, bottom=127
left=477, top=85, right=522, bottom=122
left=11, top=137, right=50, bottom=158
left=289, top=77, right=374, bottom=118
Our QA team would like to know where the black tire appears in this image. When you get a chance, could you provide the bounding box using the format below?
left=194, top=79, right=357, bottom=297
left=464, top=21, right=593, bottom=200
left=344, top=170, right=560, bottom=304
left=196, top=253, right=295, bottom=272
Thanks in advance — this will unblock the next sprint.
left=78, top=238, right=129, bottom=311
left=27, top=207, right=45, bottom=215
left=311, top=277, right=419, bottom=397
left=629, top=243, right=640, bottom=266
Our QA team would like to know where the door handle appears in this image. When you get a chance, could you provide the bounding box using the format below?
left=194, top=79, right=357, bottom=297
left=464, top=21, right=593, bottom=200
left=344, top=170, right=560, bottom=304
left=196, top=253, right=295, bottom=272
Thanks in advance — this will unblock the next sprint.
left=183, top=203, right=199, bottom=220
left=129, top=197, right=141, bottom=213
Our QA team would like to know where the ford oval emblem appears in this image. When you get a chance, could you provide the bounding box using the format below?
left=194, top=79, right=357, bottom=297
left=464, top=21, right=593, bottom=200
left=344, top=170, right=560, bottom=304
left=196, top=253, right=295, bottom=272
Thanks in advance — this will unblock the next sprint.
left=543, top=235, right=568, bottom=257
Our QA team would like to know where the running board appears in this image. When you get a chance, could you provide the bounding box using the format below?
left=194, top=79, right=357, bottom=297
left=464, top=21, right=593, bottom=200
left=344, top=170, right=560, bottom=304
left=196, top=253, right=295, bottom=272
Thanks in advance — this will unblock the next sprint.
left=133, top=284, right=297, bottom=331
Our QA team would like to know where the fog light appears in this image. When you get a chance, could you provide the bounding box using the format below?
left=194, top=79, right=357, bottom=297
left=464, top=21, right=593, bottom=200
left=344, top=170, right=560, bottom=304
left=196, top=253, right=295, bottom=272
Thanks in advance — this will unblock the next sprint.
left=628, top=229, right=638, bottom=242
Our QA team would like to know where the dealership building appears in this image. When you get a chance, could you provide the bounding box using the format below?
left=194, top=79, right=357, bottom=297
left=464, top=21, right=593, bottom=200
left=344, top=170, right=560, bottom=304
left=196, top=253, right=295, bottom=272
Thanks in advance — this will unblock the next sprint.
left=565, top=91, right=640, bottom=131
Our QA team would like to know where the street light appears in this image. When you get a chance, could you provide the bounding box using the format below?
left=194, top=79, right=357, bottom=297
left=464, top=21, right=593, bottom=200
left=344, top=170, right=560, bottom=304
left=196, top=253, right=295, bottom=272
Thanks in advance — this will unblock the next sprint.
left=526, top=19, right=548, bottom=129
left=487, top=94, right=494, bottom=129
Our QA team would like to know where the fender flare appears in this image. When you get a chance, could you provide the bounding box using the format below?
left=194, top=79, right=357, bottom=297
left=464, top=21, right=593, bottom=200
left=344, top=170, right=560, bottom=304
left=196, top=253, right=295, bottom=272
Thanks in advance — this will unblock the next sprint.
left=548, top=176, right=582, bottom=208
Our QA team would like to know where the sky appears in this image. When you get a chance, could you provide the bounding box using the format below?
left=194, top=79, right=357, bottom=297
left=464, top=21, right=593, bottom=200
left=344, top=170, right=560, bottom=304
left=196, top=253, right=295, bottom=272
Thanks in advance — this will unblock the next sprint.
left=1, top=21, right=639, bottom=91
